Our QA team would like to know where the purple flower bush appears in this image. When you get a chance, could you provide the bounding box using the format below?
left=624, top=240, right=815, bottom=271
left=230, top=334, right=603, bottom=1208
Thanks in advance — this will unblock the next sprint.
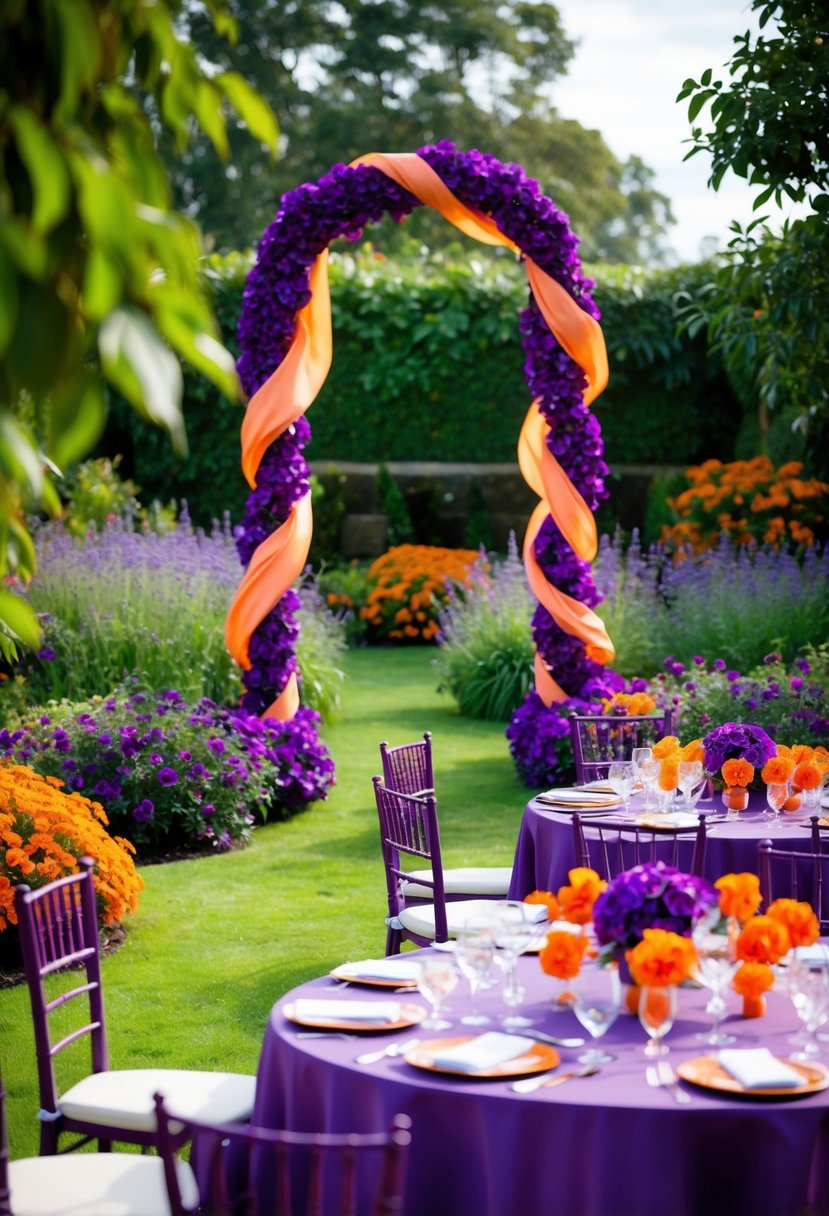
left=0, top=684, right=334, bottom=852
left=235, top=141, right=619, bottom=784
left=592, top=861, right=718, bottom=957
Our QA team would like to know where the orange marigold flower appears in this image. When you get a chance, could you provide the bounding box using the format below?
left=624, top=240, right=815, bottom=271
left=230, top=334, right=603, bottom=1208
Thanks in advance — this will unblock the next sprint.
left=736, top=916, right=791, bottom=964
left=524, top=890, right=560, bottom=920
left=732, top=961, right=775, bottom=1000
left=790, top=745, right=814, bottom=766
left=792, top=761, right=822, bottom=791
left=539, top=930, right=589, bottom=981
left=721, top=757, right=754, bottom=787
left=761, top=756, right=796, bottom=785
left=766, top=899, right=820, bottom=948
left=652, top=736, right=680, bottom=760
left=715, top=873, right=762, bottom=923
left=556, top=868, right=606, bottom=925
left=625, top=928, right=697, bottom=988
left=658, top=757, right=679, bottom=791
left=681, top=739, right=705, bottom=764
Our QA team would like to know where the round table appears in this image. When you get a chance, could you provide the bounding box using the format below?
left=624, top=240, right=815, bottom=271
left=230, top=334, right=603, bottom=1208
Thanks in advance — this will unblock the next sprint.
left=507, top=792, right=818, bottom=899
left=253, top=952, right=829, bottom=1216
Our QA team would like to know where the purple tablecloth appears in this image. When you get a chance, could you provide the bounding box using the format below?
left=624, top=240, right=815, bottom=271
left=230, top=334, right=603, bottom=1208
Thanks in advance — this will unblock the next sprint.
left=507, top=793, right=818, bottom=899
left=253, top=952, right=829, bottom=1216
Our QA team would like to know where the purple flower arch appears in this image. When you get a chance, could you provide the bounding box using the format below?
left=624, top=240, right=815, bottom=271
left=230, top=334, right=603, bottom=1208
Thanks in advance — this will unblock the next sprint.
left=235, top=141, right=623, bottom=787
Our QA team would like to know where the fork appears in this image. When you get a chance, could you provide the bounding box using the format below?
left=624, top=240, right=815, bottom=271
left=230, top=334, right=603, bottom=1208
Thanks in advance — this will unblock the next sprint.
left=355, top=1037, right=420, bottom=1065
left=646, top=1061, right=692, bottom=1104
left=511, top=1065, right=599, bottom=1094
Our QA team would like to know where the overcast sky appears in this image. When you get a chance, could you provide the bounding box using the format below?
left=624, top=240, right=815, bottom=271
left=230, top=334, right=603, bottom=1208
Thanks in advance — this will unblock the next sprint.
left=549, top=0, right=804, bottom=263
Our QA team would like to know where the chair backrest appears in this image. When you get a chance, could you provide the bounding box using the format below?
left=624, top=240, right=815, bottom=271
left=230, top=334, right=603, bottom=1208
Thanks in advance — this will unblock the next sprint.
left=758, top=838, right=829, bottom=932
left=379, top=733, right=434, bottom=798
left=154, top=1092, right=412, bottom=1216
left=569, top=712, right=673, bottom=785
left=14, top=857, right=109, bottom=1125
left=572, top=812, right=707, bottom=880
left=372, top=776, right=448, bottom=941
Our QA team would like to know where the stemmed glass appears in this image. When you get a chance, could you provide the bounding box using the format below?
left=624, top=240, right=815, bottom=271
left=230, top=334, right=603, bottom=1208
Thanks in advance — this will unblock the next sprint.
left=764, top=782, right=790, bottom=822
left=607, top=761, right=635, bottom=810
left=677, top=761, right=704, bottom=810
left=632, top=747, right=658, bottom=810
left=491, top=901, right=541, bottom=1028
left=570, top=963, right=621, bottom=1066
left=638, top=986, right=678, bottom=1057
left=455, top=918, right=496, bottom=1026
left=787, top=952, right=829, bottom=1060
left=692, top=915, right=739, bottom=1046
left=416, top=958, right=459, bottom=1030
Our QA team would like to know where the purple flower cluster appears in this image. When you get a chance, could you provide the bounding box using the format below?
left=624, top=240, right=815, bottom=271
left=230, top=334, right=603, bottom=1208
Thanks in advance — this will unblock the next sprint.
left=592, top=860, right=718, bottom=953
left=702, top=722, right=777, bottom=775
left=235, top=141, right=615, bottom=783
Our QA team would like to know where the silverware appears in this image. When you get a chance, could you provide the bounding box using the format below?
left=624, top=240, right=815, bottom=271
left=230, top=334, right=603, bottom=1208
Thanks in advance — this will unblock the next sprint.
left=511, top=1065, right=599, bottom=1094
left=646, top=1061, right=692, bottom=1104
left=295, top=1031, right=359, bottom=1040
left=355, top=1037, right=420, bottom=1065
left=506, top=1029, right=585, bottom=1049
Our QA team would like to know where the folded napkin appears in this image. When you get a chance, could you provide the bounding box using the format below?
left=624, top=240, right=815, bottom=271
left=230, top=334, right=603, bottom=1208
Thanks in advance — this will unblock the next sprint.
left=429, top=1032, right=537, bottom=1073
left=538, top=788, right=619, bottom=805
left=718, top=1048, right=805, bottom=1089
left=636, top=812, right=700, bottom=829
left=338, top=958, right=421, bottom=982
left=293, top=998, right=401, bottom=1025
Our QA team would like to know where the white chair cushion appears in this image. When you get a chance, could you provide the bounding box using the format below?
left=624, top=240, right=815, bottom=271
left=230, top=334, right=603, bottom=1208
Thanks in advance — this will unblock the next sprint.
left=402, top=866, right=512, bottom=899
left=59, top=1069, right=255, bottom=1132
left=9, top=1152, right=197, bottom=1216
left=398, top=898, right=504, bottom=940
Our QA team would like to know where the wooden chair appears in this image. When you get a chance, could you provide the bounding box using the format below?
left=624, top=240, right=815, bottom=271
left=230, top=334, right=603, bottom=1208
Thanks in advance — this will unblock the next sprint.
left=572, top=812, right=707, bottom=880
left=0, top=1069, right=196, bottom=1216
left=758, top=838, right=829, bottom=932
left=373, top=777, right=506, bottom=954
left=153, top=1092, right=412, bottom=1216
left=14, top=858, right=255, bottom=1156
left=569, top=712, right=673, bottom=785
left=379, top=736, right=511, bottom=900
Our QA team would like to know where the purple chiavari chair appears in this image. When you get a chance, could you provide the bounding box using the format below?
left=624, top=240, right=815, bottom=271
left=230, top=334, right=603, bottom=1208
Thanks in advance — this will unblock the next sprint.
left=569, top=712, right=674, bottom=785
left=380, top=733, right=434, bottom=798
left=154, top=1093, right=412, bottom=1216
left=0, top=1069, right=194, bottom=1216
left=373, top=777, right=503, bottom=954
left=758, top=837, right=829, bottom=932
left=14, top=857, right=255, bottom=1156
left=572, top=812, right=707, bottom=880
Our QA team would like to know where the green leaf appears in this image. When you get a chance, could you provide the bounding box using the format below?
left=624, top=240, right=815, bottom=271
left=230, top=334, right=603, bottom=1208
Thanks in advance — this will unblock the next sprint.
left=0, top=413, right=45, bottom=499
left=99, top=306, right=186, bottom=454
left=217, top=71, right=279, bottom=151
left=54, top=0, right=102, bottom=123
left=153, top=293, right=239, bottom=400
left=49, top=373, right=107, bottom=468
left=9, top=107, right=71, bottom=233
left=688, top=90, right=715, bottom=122
left=0, top=243, right=19, bottom=358
left=0, top=588, right=41, bottom=651
left=82, top=246, right=123, bottom=320
left=192, top=78, right=229, bottom=160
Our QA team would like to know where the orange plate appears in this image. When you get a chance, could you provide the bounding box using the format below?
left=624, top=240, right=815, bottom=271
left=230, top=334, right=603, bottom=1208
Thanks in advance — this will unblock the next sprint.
left=676, top=1055, right=829, bottom=1098
left=404, top=1036, right=559, bottom=1079
left=284, top=1001, right=426, bottom=1033
left=329, top=966, right=419, bottom=989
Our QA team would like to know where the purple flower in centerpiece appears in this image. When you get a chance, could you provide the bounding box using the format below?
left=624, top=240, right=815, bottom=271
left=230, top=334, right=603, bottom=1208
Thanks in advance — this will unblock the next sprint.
left=702, top=722, right=777, bottom=775
left=592, top=860, right=718, bottom=954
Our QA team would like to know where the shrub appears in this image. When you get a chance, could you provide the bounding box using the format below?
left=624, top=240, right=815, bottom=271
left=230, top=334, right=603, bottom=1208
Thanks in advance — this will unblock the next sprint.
left=0, top=762, right=143, bottom=933
left=0, top=688, right=335, bottom=853
left=295, top=576, right=347, bottom=719
left=360, top=545, right=480, bottom=644
left=661, top=457, right=829, bottom=552
left=435, top=536, right=534, bottom=720
left=316, top=562, right=369, bottom=646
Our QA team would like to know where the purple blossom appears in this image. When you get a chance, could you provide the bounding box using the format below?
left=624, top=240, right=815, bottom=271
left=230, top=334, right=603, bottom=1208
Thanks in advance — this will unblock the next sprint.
left=133, top=799, right=154, bottom=823
left=791, top=677, right=804, bottom=692
left=592, top=860, right=718, bottom=952
left=157, top=767, right=178, bottom=786
left=702, top=722, right=777, bottom=775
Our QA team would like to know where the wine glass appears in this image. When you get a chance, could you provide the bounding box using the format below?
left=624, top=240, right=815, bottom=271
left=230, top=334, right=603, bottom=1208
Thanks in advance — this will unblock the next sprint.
left=766, top=782, right=790, bottom=822
left=638, top=985, right=678, bottom=1057
left=677, top=761, right=704, bottom=810
left=788, top=952, right=829, bottom=1060
left=570, top=963, right=621, bottom=1065
left=692, top=917, right=739, bottom=1046
left=455, top=918, right=496, bottom=1026
left=417, top=958, right=459, bottom=1030
left=491, top=901, right=541, bottom=1028
left=607, top=761, right=635, bottom=809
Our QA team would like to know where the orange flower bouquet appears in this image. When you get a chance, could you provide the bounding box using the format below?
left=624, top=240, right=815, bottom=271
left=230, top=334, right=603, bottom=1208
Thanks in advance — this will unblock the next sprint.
left=360, top=544, right=480, bottom=643
left=625, top=928, right=697, bottom=988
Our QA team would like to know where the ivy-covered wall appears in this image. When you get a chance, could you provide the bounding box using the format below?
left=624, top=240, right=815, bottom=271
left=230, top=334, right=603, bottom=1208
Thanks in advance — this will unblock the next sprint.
left=101, top=249, right=743, bottom=527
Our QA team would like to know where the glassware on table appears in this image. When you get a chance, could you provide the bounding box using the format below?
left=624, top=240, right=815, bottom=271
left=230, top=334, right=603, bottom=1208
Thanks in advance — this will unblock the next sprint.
left=765, top=782, right=790, bottom=822
left=607, top=761, right=635, bottom=809
left=416, top=957, right=459, bottom=1030
left=677, top=761, right=704, bottom=810
left=787, top=951, right=829, bottom=1060
left=491, top=901, right=542, bottom=1028
left=638, top=985, right=678, bottom=1058
left=632, top=749, right=659, bottom=811
left=691, top=916, right=739, bottom=1046
left=570, top=962, right=621, bottom=1065
left=455, top=918, right=496, bottom=1026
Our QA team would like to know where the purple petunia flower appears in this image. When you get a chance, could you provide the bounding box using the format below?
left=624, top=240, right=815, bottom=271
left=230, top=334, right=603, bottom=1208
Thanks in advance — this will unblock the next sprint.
left=133, top=799, right=155, bottom=823
left=157, top=767, right=178, bottom=786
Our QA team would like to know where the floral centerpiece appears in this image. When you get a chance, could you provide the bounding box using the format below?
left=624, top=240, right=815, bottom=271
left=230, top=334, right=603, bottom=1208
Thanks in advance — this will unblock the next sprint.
left=591, top=860, right=718, bottom=967
left=702, top=722, right=777, bottom=809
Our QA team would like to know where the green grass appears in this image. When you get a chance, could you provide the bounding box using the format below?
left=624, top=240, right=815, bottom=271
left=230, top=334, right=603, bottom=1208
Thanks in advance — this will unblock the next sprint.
left=1, top=647, right=527, bottom=1158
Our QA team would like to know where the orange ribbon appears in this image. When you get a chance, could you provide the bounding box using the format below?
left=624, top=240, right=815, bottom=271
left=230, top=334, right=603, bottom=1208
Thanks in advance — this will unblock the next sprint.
left=226, top=151, right=613, bottom=718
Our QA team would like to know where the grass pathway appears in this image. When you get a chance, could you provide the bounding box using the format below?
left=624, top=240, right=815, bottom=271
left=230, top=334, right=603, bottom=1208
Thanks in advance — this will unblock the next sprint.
left=2, top=647, right=528, bottom=1156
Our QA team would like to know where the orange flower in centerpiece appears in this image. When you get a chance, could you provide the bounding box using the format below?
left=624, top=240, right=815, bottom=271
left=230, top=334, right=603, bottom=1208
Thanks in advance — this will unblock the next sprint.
left=766, top=898, right=820, bottom=948
left=652, top=736, right=681, bottom=760
left=658, top=756, right=680, bottom=791
left=732, top=961, right=775, bottom=999
left=557, top=868, right=606, bottom=925
left=735, top=915, right=791, bottom=964
left=792, top=760, right=822, bottom=791
left=524, top=889, right=560, bottom=920
left=625, top=928, right=697, bottom=988
left=539, top=929, right=589, bottom=980
left=601, top=691, right=657, bottom=716
left=721, top=757, right=754, bottom=788
left=681, top=738, right=705, bottom=764
left=760, top=755, right=796, bottom=785
left=715, top=873, right=763, bottom=923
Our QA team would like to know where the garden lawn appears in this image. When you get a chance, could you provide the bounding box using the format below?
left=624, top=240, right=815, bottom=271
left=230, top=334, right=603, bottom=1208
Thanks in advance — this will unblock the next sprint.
left=1, top=647, right=527, bottom=1158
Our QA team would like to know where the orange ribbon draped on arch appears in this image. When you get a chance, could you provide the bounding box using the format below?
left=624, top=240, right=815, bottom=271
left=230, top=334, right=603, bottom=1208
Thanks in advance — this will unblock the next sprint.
left=225, top=151, right=614, bottom=719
